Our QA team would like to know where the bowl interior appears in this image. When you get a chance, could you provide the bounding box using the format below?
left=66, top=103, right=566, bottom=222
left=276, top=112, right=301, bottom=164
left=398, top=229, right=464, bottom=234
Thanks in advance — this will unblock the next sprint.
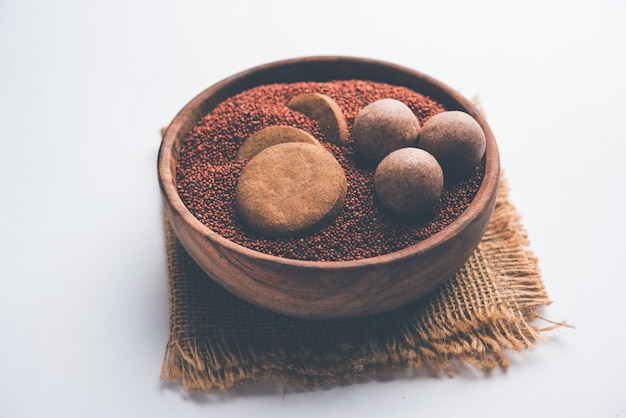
left=158, top=56, right=500, bottom=318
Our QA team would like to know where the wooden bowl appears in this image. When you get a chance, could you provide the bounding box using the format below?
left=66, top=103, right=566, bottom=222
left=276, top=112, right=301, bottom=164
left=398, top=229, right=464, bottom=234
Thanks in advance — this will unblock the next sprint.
left=158, top=56, right=500, bottom=319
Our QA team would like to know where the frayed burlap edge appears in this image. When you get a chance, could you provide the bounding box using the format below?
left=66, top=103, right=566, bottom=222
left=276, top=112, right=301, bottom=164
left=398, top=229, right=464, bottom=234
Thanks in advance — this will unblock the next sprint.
left=160, top=174, right=570, bottom=391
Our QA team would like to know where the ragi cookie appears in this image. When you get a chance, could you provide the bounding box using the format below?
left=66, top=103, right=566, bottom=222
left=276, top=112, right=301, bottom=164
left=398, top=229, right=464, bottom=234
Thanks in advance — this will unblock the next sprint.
left=236, top=125, right=321, bottom=161
left=236, top=142, right=347, bottom=237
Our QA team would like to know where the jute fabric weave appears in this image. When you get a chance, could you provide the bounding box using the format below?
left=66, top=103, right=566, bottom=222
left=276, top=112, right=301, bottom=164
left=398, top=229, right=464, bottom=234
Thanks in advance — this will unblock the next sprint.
left=160, top=174, right=556, bottom=391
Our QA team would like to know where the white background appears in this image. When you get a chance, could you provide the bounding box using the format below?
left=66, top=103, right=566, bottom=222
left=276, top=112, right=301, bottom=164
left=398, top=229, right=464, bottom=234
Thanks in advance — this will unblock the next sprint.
left=1, top=1, right=625, bottom=417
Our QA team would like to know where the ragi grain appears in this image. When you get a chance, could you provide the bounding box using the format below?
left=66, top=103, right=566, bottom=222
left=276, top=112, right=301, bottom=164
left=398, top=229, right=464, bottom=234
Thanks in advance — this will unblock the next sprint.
left=176, top=80, right=485, bottom=262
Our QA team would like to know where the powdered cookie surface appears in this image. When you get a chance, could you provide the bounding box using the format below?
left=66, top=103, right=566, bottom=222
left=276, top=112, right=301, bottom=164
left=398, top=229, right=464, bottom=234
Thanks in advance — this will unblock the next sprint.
left=236, top=125, right=320, bottom=161
left=286, top=93, right=348, bottom=146
left=236, top=142, right=347, bottom=237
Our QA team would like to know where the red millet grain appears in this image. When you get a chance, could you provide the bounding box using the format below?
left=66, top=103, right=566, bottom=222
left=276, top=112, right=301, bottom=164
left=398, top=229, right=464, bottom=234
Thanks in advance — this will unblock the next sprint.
left=176, top=80, right=485, bottom=262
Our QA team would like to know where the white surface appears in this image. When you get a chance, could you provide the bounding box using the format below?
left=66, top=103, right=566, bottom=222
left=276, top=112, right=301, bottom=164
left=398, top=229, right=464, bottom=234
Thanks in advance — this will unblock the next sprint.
left=1, top=1, right=625, bottom=417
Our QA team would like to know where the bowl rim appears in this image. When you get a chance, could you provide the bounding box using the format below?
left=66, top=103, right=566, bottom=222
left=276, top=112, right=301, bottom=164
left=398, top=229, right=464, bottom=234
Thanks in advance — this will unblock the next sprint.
left=158, top=55, right=500, bottom=271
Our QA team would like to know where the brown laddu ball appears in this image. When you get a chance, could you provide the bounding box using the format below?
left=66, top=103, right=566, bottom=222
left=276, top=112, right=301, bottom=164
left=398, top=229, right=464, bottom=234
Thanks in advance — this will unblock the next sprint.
left=353, top=99, right=420, bottom=164
left=374, top=147, right=444, bottom=218
left=417, top=111, right=486, bottom=178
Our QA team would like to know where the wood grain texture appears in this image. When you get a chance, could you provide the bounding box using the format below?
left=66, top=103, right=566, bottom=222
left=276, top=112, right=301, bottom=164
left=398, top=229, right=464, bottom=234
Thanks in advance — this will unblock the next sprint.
left=157, top=56, right=500, bottom=319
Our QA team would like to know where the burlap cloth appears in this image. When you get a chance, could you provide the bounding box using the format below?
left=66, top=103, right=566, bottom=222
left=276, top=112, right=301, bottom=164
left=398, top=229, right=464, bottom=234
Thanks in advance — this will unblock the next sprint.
left=160, top=170, right=567, bottom=392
